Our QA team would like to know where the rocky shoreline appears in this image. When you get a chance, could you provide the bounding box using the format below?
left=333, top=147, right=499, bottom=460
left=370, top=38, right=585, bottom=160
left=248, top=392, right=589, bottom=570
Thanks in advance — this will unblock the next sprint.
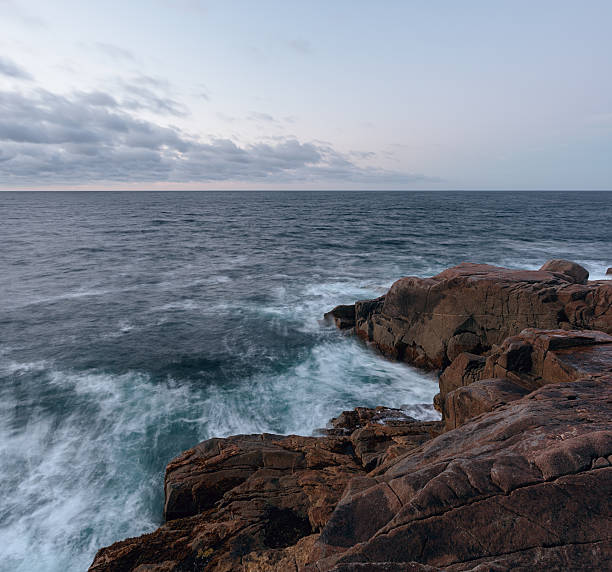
left=90, top=261, right=612, bottom=571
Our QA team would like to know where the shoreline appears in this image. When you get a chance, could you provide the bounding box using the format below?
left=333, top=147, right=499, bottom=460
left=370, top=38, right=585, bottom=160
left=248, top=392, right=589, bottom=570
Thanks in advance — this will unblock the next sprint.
left=89, top=260, right=612, bottom=571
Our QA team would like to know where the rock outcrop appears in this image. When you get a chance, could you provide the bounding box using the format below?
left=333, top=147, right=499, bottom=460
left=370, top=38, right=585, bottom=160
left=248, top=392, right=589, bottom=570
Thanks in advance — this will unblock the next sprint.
left=437, top=328, right=612, bottom=428
left=351, top=261, right=612, bottom=370
left=314, top=374, right=612, bottom=571
left=90, top=261, right=612, bottom=571
left=90, top=410, right=443, bottom=572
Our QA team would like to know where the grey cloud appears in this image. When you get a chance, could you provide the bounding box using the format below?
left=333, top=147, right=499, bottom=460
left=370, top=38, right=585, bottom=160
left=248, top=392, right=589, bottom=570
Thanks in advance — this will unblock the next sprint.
left=216, top=112, right=236, bottom=123
left=118, top=77, right=188, bottom=117
left=93, top=42, right=136, bottom=62
left=132, top=75, right=171, bottom=90
left=0, top=87, right=437, bottom=186
left=193, top=82, right=210, bottom=101
left=248, top=112, right=277, bottom=123
left=349, top=150, right=376, bottom=160
left=75, top=91, right=119, bottom=107
left=123, top=87, right=188, bottom=117
left=0, top=56, right=33, bottom=80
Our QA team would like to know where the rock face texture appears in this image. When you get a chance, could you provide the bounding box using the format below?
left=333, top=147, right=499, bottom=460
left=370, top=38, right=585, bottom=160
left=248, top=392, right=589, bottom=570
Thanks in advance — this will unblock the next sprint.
left=314, top=375, right=612, bottom=571
left=90, top=410, right=443, bottom=572
left=437, top=328, right=612, bottom=429
left=90, top=262, right=612, bottom=571
left=353, top=261, right=612, bottom=370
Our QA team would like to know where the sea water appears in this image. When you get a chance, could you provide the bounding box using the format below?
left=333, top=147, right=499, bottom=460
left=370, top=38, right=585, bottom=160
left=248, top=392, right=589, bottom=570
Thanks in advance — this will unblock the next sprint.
left=1, top=190, right=610, bottom=571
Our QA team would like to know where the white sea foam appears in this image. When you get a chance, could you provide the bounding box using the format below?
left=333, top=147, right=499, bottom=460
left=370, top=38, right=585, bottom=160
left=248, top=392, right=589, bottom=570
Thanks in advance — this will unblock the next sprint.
left=0, top=334, right=439, bottom=572
left=0, top=368, right=195, bottom=571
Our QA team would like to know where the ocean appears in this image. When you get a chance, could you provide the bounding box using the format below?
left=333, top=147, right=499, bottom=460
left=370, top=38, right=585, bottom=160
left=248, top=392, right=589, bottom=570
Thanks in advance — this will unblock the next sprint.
left=1, top=190, right=610, bottom=571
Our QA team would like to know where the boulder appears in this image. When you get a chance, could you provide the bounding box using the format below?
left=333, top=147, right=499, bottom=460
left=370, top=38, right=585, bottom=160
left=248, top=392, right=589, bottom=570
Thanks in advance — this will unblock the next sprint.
left=92, top=432, right=361, bottom=572
left=438, top=352, right=486, bottom=402
left=481, top=328, right=612, bottom=389
left=539, top=259, right=589, bottom=284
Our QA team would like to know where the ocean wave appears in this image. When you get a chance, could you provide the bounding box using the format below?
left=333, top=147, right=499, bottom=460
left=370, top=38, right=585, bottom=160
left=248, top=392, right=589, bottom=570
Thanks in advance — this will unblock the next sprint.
left=0, top=339, right=438, bottom=571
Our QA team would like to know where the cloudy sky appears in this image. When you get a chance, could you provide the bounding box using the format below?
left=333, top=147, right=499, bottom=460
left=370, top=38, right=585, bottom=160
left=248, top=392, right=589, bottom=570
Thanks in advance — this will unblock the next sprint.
left=1, top=0, right=611, bottom=190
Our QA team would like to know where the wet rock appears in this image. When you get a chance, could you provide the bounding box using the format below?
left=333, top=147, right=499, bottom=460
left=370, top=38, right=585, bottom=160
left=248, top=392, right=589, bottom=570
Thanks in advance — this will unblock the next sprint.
left=92, top=433, right=362, bottom=571
left=324, top=305, right=356, bottom=330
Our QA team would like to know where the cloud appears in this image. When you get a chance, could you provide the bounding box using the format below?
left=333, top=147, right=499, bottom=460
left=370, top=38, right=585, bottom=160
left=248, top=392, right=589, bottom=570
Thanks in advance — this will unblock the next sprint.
left=0, top=86, right=437, bottom=187
left=0, top=56, right=33, bottom=80
left=248, top=112, right=277, bottom=123
left=112, top=75, right=188, bottom=117
left=349, top=150, right=376, bottom=160
left=92, top=42, right=137, bottom=62
left=121, top=83, right=188, bottom=117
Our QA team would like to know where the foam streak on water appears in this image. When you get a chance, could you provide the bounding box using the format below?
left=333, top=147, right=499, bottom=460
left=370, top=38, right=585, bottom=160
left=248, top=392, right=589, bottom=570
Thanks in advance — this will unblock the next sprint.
left=0, top=191, right=610, bottom=571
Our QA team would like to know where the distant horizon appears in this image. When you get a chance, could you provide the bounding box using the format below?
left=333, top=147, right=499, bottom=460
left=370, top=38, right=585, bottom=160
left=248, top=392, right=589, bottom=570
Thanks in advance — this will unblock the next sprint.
left=2, top=188, right=612, bottom=193
left=2, top=1, right=612, bottom=191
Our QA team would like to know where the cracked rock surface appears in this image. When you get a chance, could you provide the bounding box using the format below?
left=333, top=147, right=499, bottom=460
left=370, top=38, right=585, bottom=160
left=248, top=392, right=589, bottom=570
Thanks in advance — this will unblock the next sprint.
left=350, top=261, right=612, bottom=369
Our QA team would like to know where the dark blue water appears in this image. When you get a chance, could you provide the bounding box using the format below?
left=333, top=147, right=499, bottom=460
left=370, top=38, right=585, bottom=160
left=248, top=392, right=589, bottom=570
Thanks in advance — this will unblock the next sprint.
left=1, top=191, right=611, bottom=571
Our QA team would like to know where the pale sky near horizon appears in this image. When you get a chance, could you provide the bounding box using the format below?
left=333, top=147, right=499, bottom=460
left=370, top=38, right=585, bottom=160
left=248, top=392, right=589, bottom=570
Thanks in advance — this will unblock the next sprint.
left=1, top=0, right=611, bottom=190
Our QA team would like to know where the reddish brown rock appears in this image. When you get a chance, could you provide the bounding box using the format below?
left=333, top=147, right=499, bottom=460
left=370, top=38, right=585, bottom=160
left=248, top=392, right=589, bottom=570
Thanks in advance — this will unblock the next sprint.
left=442, top=377, right=529, bottom=430
left=539, top=258, right=589, bottom=284
left=90, top=410, right=443, bottom=572
left=324, top=305, right=356, bottom=330
left=438, top=352, right=486, bottom=402
left=90, top=433, right=362, bottom=571
left=348, top=420, right=443, bottom=471
left=346, top=261, right=612, bottom=369
left=314, top=375, right=612, bottom=571
left=482, top=328, right=612, bottom=389
left=328, top=406, right=419, bottom=434
left=436, top=328, right=612, bottom=428
left=325, top=406, right=443, bottom=470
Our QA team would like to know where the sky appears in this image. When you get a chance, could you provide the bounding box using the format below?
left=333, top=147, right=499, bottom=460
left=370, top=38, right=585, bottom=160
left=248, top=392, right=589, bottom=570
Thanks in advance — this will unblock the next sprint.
left=1, top=0, right=611, bottom=190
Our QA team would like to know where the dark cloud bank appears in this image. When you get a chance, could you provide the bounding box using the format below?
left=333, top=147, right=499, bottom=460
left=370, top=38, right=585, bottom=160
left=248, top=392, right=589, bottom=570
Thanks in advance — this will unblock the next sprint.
left=0, top=84, right=435, bottom=187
